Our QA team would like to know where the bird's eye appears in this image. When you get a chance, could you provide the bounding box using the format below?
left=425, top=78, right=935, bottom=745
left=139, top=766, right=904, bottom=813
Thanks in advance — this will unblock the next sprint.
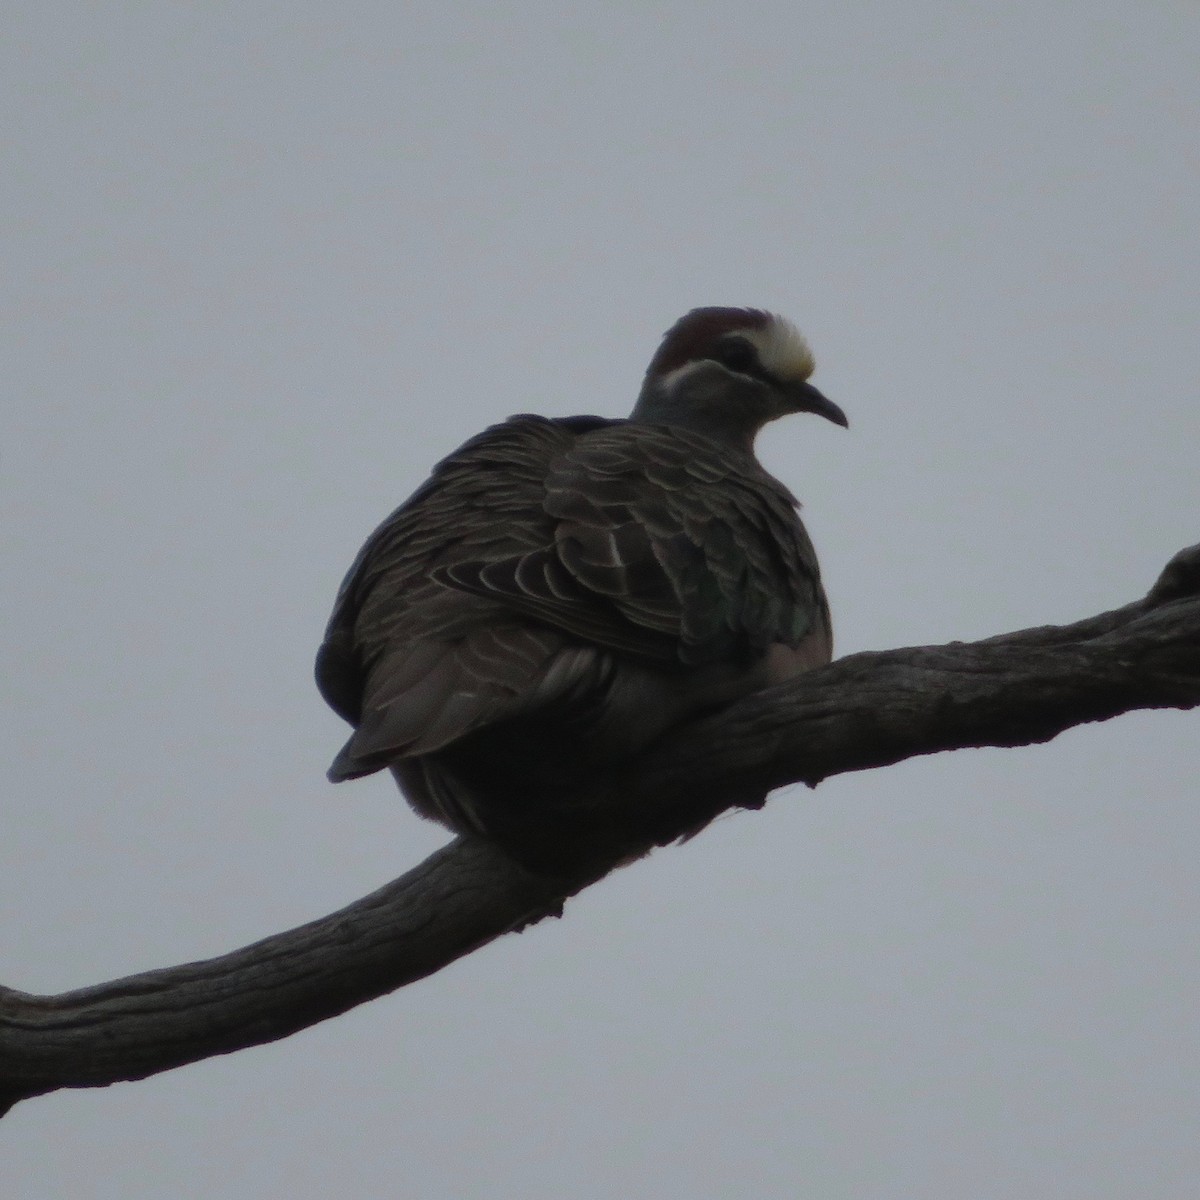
left=711, top=337, right=758, bottom=374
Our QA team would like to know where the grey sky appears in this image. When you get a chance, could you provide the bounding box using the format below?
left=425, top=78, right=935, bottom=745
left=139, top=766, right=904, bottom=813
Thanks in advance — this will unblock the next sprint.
left=3, top=4, right=1198, bottom=1197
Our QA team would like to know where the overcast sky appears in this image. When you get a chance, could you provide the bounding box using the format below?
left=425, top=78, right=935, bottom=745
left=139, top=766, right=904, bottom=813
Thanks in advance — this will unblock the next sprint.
left=3, top=4, right=1198, bottom=1198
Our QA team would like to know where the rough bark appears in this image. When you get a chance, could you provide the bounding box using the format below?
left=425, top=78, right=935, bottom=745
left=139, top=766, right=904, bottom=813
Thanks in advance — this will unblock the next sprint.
left=1, top=544, right=1197, bottom=1115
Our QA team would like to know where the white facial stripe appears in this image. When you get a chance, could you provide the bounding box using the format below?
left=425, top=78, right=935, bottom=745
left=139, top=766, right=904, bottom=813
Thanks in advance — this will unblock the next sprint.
left=658, top=360, right=710, bottom=393
left=740, top=316, right=815, bottom=382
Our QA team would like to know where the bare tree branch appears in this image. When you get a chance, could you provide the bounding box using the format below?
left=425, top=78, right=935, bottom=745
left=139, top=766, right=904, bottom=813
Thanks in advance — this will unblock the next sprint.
left=2, top=544, right=1197, bottom=1115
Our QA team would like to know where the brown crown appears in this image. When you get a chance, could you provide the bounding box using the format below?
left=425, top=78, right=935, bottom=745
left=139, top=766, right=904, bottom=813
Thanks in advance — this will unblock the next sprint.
left=644, top=307, right=772, bottom=377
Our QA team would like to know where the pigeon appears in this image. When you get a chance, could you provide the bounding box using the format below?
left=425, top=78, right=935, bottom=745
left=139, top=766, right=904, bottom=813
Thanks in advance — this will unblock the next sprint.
left=316, top=307, right=847, bottom=850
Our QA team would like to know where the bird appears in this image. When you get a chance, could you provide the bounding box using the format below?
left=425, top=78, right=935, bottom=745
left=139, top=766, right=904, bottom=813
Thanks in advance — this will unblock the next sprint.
left=316, top=307, right=847, bottom=855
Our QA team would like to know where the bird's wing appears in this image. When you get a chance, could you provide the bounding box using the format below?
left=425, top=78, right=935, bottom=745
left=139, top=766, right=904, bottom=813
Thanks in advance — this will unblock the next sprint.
left=317, top=415, right=616, bottom=774
left=438, top=423, right=829, bottom=666
left=317, top=416, right=829, bottom=780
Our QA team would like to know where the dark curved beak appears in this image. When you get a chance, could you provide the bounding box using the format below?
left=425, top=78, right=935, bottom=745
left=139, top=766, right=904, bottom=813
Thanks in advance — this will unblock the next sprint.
left=791, top=380, right=849, bottom=428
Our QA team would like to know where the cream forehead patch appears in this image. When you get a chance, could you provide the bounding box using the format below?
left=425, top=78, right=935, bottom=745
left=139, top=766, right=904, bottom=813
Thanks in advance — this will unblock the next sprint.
left=740, top=316, right=815, bottom=382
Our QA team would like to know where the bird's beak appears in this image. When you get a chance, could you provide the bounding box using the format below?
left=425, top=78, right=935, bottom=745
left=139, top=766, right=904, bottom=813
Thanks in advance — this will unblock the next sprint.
left=790, top=380, right=849, bottom=428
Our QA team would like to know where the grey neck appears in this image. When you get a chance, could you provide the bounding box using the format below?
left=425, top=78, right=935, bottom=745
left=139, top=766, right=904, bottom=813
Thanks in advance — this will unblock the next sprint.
left=629, top=370, right=770, bottom=457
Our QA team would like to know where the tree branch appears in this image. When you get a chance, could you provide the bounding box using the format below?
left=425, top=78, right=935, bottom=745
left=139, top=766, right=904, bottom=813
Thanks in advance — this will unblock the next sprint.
left=2, top=544, right=1198, bottom=1114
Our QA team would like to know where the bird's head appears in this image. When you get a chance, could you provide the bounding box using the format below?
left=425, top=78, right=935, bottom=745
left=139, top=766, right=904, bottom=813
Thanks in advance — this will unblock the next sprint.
left=632, top=307, right=847, bottom=448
